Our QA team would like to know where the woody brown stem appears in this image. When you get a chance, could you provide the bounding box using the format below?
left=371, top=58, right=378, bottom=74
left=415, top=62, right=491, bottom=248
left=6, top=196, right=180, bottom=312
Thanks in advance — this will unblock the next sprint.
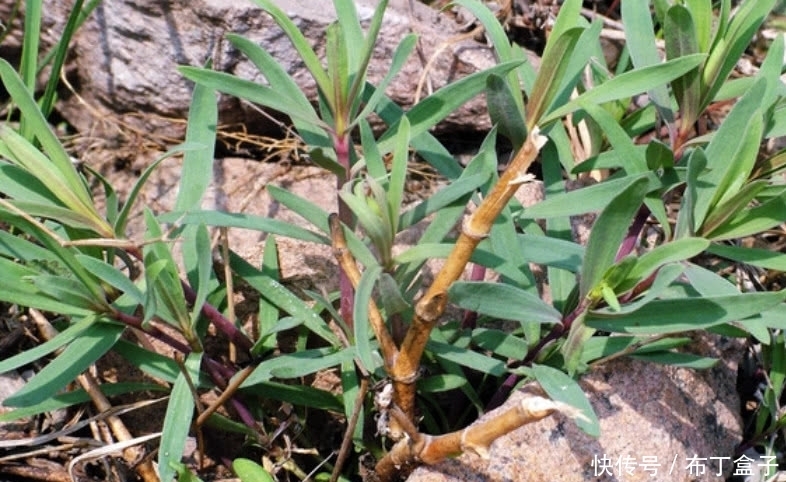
left=391, top=129, right=547, bottom=421
left=375, top=387, right=584, bottom=480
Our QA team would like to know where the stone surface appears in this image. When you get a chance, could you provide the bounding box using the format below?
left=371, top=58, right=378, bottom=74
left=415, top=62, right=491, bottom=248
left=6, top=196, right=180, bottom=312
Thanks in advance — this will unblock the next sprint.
left=17, top=0, right=539, bottom=140
left=408, top=333, right=743, bottom=482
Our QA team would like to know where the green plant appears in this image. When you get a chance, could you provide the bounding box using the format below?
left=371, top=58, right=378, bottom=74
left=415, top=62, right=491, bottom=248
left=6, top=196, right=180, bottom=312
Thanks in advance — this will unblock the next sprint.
left=1, top=0, right=786, bottom=481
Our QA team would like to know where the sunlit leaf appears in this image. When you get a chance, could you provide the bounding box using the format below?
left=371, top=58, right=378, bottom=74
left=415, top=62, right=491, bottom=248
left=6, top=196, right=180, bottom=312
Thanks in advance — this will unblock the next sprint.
left=448, top=281, right=562, bottom=325
left=542, top=54, right=706, bottom=125
left=530, top=363, right=599, bottom=437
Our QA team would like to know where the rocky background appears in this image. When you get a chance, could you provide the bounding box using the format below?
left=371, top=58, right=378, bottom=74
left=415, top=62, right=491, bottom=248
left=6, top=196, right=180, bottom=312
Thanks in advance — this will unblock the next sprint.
left=0, top=1, right=750, bottom=481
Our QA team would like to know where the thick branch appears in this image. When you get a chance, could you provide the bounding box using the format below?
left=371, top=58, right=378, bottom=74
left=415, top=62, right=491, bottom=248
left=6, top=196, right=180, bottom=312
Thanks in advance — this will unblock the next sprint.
left=375, top=388, right=585, bottom=481
left=392, top=129, right=547, bottom=420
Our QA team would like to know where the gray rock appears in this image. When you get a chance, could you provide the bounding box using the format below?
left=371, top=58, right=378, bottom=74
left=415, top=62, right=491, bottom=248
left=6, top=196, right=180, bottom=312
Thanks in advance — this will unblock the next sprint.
left=26, top=0, right=529, bottom=139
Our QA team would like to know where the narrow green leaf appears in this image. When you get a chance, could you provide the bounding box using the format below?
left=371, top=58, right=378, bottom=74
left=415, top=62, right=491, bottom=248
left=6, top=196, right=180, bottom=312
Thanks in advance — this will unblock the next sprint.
left=348, top=2, right=411, bottom=124
left=622, top=0, right=674, bottom=123
left=332, top=0, right=364, bottom=67
left=426, top=340, right=506, bottom=377
left=0, top=60, right=96, bottom=212
left=0, top=126, right=110, bottom=236
left=386, top=116, right=410, bottom=235
left=448, top=281, right=562, bottom=325
left=578, top=102, right=647, bottom=174
left=30, top=275, right=106, bottom=312
left=0, top=258, right=92, bottom=316
left=531, top=364, right=599, bottom=437
left=543, top=0, right=582, bottom=59
left=580, top=177, right=649, bottom=298
left=159, top=352, right=202, bottom=482
left=354, top=264, right=382, bottom=373
left=417, top=374, right=468, bottom=393
left=253, top=236, right=282, bottom=356
left=326, top=22, right=350, bottom=121
left=178, top=67, right=325, bottom=128
left=521, top=172, right=659, bottom=219
left=3, top=200, right=105, bottom=232
left=174, top=77, right=217, bottom=212
left=248, top=0, right=332, bottom=96
left=701, top=180, right=768, bottom=236
left=4, top=321, right=125, bottom=407
left=0, top=162, right=62, bottom=206
left=701, top=0, right=776, bottom=110
left=225, top=33, right=328, bottom=148
left=451, top=0, right=522, bottom=110
left=112, top=339, right=184, bottom=384
left=0, top=228, right=57, bottom=261
left=399, top=173, right=488, bottom=230
left=586, top=290, right=786, bottom=334
left=631, top=351, right=717, bottom=369
left=526, top=28, right=583, bottom=129
left=229, top=251, right=339, bottom=345
left=685, top=0, right=712, bottom=52
left=542, top=54, right=707, bottom=125
left=704, top=188, right=786, bottom=241
left=674, top=149, right=706, bottom=238
left=487, top=74, right=527, bottom=148
left=0, top=316, right=96, bottom=375
left=233, top=459, right=275, bottom=482
left=684, top=262, right=738, bottom=296
left=360, top=119, right=387, bottom=182
left=188, top=224, right=212, bottom=328
left=693, top=79, right=766, bottom=228
left=377, top=61, right=523, bottom=153
left=665, top=5, right=702, bottom=129
left=518, top=234, right=585, bottom=273
left=757, top=32, right=785, bottom=110
left=38, top=0, right=86, bottom=117
left=19, top=0, right=42, bottom=94
left=159, top=210, right=329, bottom=245
left=617, top=238, right=709, bottom=293
left=266, top=185, right=330, bottom=234
left=240, top=380, right=342, bottom=411
left=0, top=382, right=165, bottom=423
left=244, top=347, right=355, bottom=383
left=708, top=243, right=786, bottom=271
left=472, top=328, right=529, bottom=359
left=115, top=144, right=199, bottom=236
left=370, top=88, right=462, bottom=179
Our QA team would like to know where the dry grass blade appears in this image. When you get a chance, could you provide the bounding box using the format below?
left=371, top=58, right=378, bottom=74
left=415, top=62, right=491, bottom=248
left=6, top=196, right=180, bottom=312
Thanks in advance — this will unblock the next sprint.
left=67, top=432, right=162, bottom=481
left=0, top=397, right=166, bottom=449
